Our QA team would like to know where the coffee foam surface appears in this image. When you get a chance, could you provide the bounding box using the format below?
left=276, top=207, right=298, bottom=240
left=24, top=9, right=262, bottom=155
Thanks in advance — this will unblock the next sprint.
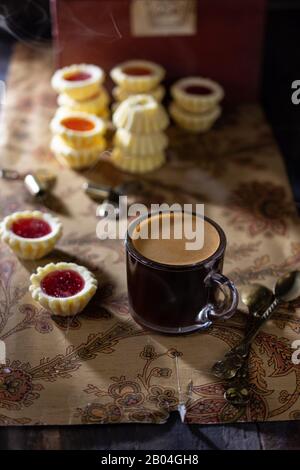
left=132, top=212, right=220, bottom=266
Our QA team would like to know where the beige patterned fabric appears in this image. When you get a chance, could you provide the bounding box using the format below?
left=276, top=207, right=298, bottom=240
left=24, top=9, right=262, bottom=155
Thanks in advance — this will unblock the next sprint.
left=0, top=44, right=300, bottom=426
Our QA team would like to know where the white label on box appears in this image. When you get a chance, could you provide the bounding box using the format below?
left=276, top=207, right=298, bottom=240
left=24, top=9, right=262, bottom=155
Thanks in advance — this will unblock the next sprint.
left=131, top=0, right=197, bottom=37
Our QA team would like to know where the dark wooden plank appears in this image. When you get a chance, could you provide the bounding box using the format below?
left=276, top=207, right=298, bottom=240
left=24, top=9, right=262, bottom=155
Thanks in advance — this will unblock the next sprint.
left=0, top=426, right=61, bottom=450
left=0, top=428, right=9, bottom=450
left=0, top=414, right=263, bottom=450
left=258, top=421, right=300, bottom=450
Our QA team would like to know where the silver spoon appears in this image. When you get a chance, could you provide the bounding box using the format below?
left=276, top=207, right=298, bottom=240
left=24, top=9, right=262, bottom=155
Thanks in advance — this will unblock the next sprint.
left=241, top=283, right=274, bottom=317
left=223, top=284, right=273, bottom=406
left=212, top=271, right=300, bottom=381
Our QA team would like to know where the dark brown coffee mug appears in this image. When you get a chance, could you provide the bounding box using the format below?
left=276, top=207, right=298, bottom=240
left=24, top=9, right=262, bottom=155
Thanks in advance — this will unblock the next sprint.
left=125, top=211, right=238, bottom=334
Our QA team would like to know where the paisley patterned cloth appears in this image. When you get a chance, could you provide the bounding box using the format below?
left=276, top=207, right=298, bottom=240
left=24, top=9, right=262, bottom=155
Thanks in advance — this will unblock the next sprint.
left=0, top=44, right=300, bottom=426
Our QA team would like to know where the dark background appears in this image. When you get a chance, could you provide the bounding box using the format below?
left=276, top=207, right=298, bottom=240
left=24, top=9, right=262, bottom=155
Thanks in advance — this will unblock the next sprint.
left=1, top=0, right=300, bottom=203
left=0, top=0, right=300, bottom=450
left=262, top=0, right=300, bottom=205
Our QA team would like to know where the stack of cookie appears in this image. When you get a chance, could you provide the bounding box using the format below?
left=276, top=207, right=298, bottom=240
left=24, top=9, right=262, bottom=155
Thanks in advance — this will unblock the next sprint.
left=110, top=60, right=166, bottom=105
left=52, top=64, right=110, bottom=119
left=50, top=64, right=107, bottom=169
left=112, top=94, right=169, bottom=174
left=169, top=77, right=224, bottom=133
left=50, top=110, right=107, bottom=170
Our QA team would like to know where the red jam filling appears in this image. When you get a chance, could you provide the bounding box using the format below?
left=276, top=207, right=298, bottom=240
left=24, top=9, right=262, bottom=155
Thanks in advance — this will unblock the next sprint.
left=41, top=270, right=85, bottom=298
left=183, top=85, right=213, bottom=96
left=61, top=117, right=95, bottom=132
left=64, top=71, right=91, bottom=82
left=11, top=217, right=51, bottom=239
left=123, top=66, right=152, bottom=76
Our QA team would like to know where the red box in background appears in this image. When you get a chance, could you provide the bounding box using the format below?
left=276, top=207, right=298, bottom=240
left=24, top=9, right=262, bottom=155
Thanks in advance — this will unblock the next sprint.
left=51, top=0, right=266, bottom=103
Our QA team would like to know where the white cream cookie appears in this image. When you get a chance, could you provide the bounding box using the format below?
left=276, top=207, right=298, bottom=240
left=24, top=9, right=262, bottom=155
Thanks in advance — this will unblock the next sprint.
left=114, top=129, right=168, bottom=156
left=111, top=149, right=166, bottom=174
left=113, top=95, right=169, bottom=134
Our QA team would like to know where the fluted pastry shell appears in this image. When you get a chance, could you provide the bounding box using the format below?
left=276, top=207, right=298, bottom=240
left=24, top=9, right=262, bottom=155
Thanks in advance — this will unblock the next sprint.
left=112, top=149, right=166, bottom=173
left=57, top=87, right=110, bottom=115
left=112, top=85, right=165, bottom=103
left=0, top=211, right=62, bottom=260
left=29, top=262, right=97, bottom=317
left=58, top=104, right=110, bottom=121
left=51, top=135, right=106, bottom=169
left=169, top=102, right=221, bottom=133
left=113, top=95, right=169, bottom=134
left=94, top=107, right=110, bottom=120
left=171, top=77, right=224, bottom=114
left=114, top=129, right=168, bottom=156
left=50, top=110, right=106, bottom=149
left=110, top=60, right=165, bottom=92
left=51, top=64, right=105, bottom=100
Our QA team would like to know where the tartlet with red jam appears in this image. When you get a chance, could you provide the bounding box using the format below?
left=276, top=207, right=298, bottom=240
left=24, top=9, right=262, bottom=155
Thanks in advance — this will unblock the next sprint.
left=29, top=262, right=97, bottom=316
left=110, top=60, right=165, bottom=93
left=0, top=210, right=62, bottom=259
left=171, top=77, right=224, bottom=113
left=169, top=101, right=221, bottom=133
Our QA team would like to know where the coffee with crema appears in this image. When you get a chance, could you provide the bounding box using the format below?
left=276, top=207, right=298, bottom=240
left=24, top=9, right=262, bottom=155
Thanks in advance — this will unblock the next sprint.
left=132, top=212, right=220, bottom=266
left=126, top=212, right=238, bottom=334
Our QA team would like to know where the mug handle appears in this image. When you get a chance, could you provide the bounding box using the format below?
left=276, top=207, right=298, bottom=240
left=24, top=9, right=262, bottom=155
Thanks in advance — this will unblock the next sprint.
left=195, top=272, right=239, bottom=329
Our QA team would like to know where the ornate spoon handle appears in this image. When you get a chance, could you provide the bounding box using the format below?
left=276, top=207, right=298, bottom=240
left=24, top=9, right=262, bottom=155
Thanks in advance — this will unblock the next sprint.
left=224, top=358, right=250, bottom=406
left=231, top=298, right=279, bottom=357
left=212, top=298, right=279, bottom=380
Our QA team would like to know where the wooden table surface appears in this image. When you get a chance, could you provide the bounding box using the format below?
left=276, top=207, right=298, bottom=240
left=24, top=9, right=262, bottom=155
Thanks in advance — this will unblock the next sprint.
left=1, top=413, right=300, bottom=450
left=1, top=2, right=300, bottom=448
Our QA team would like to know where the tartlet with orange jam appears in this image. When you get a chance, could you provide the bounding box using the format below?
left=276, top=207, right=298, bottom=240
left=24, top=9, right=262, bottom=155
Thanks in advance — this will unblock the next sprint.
left=51, top=64, right=105, bottom=101
left=50, top=110, right=106, bottom=149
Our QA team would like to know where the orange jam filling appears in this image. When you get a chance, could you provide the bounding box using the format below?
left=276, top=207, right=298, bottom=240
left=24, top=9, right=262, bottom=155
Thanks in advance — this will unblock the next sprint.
left=122, top=66, right=152, bottom=76
left=61, top=117, right=95, bottom=132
